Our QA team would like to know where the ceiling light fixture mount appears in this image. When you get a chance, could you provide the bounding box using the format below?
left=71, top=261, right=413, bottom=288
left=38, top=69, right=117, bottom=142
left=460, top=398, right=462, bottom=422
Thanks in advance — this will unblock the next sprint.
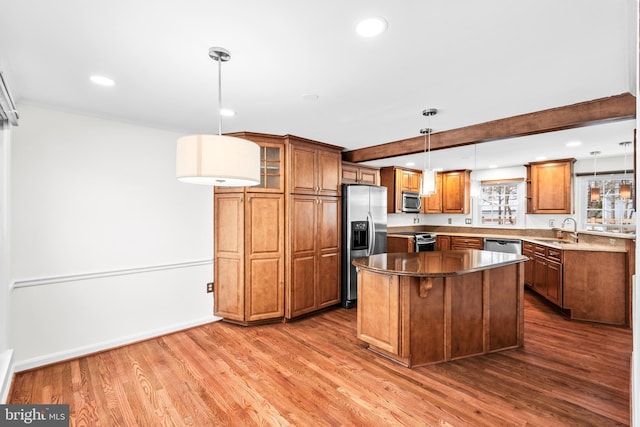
left=420, top=108, right=438, bottom=197
left=176, top=47, right=260, bottom=187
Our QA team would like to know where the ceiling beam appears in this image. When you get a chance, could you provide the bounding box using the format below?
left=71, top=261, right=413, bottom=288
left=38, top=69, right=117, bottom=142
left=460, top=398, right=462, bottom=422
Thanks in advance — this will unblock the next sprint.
left=342, top=93, right=637, bottom=163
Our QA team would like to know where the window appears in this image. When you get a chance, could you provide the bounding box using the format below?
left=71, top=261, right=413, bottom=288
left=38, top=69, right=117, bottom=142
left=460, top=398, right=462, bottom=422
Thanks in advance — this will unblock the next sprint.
left=581, top=174, right=635, bottom=234
left=479, top=180, right=523, bottom=227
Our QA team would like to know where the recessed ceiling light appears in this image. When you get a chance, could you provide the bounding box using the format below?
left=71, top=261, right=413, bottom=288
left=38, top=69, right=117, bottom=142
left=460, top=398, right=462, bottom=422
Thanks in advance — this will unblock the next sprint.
left=488, top=165, right=498, bottom=169
left=566, top=141, right=582, bottom=147
left=406, top=162, right=415, bottom=167
left=356, top=17, right=388, bottom=37
left=220, top=108, right=236, bottom=117
left=90, top=75, right=115, bottom=86
left=535, top=156, right=547, bottom=161
left=435, top=167, right=444, bottom=172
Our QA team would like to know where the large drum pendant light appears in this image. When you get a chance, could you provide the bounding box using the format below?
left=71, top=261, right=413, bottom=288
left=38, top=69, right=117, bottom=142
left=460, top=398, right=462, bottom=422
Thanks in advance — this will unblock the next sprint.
left=420, top=108, right=438, bottom=196
left=176, top=47, right=260, bottom=186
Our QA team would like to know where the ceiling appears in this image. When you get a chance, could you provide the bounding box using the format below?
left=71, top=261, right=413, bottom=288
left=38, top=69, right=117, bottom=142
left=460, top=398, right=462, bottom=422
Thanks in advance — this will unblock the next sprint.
left=0, top=0, right=636, bottom=170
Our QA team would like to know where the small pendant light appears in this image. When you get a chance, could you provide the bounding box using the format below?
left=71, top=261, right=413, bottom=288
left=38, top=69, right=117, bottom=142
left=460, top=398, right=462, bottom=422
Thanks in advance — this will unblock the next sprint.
left=619, top=141, right=632, bottom=199
left=420, top=108, right=438, bottom=196
left=176, top=47, right=260, bottom=186
left=590, top=151, right=601, bottom=202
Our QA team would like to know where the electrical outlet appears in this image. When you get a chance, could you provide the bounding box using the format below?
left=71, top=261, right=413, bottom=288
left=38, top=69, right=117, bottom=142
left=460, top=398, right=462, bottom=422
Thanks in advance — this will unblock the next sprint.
left=465, top=218, right=472, bottom=225
left=549, top=219, right=556, bottom=228
left=447, top=218, right=452, bottom=224
left=206, top=282, right=214, bottom=293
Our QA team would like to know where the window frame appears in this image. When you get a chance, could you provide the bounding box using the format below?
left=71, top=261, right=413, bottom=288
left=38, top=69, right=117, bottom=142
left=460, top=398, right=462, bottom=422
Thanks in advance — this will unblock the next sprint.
left=476, top=179, right=525, bottom=228
left=577, top=173, right=635, bottom=234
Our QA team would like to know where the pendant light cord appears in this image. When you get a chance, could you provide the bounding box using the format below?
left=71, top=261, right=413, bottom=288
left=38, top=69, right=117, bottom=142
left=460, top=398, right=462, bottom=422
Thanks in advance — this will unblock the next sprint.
left=428, top=113, right=432, bottom=170
left=217, top=56, right=222, bottom=136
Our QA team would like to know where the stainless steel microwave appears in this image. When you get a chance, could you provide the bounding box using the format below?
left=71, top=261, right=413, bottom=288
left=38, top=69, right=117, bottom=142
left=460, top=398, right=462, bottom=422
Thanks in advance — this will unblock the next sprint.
left=402, top=191, right=421, bottom=213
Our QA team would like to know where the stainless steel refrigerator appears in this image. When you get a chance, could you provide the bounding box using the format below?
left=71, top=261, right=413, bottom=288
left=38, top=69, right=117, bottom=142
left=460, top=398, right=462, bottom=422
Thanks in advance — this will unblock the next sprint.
left=341, top=184, right=387, bottom=308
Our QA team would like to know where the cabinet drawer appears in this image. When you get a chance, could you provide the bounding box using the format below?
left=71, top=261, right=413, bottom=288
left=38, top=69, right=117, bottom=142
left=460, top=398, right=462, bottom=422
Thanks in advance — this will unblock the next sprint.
left=450, top=236, right=483, bottom=249
left=534, top=244, right=546, bottom=256
left=546, top=247, right=563, bottom=263
left=523, top=241, right=535, bottom=252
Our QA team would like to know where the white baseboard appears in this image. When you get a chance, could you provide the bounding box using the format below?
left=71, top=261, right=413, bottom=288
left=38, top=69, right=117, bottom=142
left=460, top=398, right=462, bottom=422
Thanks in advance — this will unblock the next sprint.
left=13, top=315, right=220, bottom=373
left=0, top=349, right=14, bottom=403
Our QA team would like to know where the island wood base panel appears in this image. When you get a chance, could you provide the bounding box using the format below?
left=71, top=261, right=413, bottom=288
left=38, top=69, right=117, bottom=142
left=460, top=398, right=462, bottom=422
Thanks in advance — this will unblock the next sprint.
left=357, top=264, right=524, bottom=367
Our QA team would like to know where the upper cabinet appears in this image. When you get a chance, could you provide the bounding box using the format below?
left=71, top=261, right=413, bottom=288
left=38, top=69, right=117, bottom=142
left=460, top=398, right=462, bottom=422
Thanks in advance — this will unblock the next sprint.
left=289, top=137, right=342, bottom=196
left=421, top=173, right=443, bottom=213
left=420, top=170, right=470, bottom=214
left=442, top=170, right=471, bottom=213
left=216, top=132, right=285, bottom=193
left=380, top=166, right=422, bottom=213
left=526, top=158, right=575, bottom=214
left=341, top=161, right=380, bottom=185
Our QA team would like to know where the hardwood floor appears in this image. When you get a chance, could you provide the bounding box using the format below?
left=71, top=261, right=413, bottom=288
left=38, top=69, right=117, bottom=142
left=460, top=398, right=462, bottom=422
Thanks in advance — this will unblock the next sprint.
left=9, top=290, right=631, bottom=426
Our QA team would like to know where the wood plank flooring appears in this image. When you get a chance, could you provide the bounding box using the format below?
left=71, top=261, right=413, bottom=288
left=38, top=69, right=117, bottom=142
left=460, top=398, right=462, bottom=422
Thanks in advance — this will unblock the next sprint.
left=9, top=290, right=632, bottom=426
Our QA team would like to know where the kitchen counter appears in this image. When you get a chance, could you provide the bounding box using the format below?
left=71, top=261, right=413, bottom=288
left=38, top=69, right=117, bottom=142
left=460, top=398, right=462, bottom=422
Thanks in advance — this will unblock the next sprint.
left=354, top=250, right=527, bottom=367
left=353, top=250, right=527, bottom=277
left=388, top=230, right=629, bottom=253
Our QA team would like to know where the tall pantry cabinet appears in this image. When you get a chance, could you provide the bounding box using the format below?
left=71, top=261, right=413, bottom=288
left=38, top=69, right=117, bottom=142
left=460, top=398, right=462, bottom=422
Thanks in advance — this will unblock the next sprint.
left=287, top=137, right=342, bottom=318
left=213, top=132, right=343, bottom=325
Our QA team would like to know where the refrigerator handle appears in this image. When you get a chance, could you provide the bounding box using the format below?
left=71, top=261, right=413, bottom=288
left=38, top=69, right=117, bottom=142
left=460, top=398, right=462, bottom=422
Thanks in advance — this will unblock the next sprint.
left=366, top=211, right=375, bottom=256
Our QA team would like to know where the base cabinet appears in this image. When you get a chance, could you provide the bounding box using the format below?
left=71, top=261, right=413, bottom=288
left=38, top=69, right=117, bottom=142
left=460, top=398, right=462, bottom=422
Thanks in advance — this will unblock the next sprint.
left=357, top=263, right=524, bottom=367
left=524, top=242, right=626, bottom=325
left=215, top=193, right=285, bottom=324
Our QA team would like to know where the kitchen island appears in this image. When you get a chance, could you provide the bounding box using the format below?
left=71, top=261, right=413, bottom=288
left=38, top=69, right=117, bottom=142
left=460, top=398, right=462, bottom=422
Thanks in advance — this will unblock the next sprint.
left=353, top=250, right=527, bottom=367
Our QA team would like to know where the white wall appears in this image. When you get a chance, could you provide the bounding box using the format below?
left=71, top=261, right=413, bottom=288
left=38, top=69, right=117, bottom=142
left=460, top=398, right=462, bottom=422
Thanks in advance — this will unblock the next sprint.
left=9, top=105, right=217, bottom=370
left=0, top=123, right=13, bottom=401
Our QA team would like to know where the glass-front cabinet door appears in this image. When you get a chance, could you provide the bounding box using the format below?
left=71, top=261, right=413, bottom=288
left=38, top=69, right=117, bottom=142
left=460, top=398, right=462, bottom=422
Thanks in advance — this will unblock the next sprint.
left=216, top=134, right=285, bottom=193
left=257, top=144, right=284, bottom=192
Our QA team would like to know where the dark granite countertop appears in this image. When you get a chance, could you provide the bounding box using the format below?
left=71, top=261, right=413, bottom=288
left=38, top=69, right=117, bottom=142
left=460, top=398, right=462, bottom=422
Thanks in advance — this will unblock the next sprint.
left=353, top=249, right=527, bottom=277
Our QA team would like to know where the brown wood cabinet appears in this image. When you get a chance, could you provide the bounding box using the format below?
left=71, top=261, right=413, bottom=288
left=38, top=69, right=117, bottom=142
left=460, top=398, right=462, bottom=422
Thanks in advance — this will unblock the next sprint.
left=289, top=137, right=341, bottom=197
left=214, top=133, right=343, bottom=324
left=528, top=243, right=563, bottom=307
left=418, top=170, right=470, bottom=214
left=442, top=170, right=471, bottom=213
left=436, top=235, right=451, bottom=251
left=522, top=241, right=534, bottom=287
left=387, top=235, right=415, bottom=253
left=341, top=161, right=380, bottom=185
left=524, top=241, right=626, bottom=325
left=214, top=192, right=285, bottom=324
left=288, top=195, right=341, bottom=318
left=526, top=158, right=575, bottom=214
left=421, top=173, right=442, bottom=213
left=380, top=166, right=423, bottom=213
left=216, top=132, right=285, bottom=193
left=450, top=236, right=483, bottom=250
left=288, top=137, right=342, bottom=319
left=563, top=250, right=627, bottom=325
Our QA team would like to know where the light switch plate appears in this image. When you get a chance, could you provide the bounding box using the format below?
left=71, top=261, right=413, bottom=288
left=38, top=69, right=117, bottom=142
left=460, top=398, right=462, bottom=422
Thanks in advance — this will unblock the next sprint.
left=465, top=218, right=472, bottom=225
left=549, top=219, right=556, bottom=228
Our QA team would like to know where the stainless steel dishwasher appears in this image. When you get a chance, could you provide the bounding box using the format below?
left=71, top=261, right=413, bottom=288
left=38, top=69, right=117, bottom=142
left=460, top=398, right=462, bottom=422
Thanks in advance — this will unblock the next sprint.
left=483, top=238, right=522, bottom=255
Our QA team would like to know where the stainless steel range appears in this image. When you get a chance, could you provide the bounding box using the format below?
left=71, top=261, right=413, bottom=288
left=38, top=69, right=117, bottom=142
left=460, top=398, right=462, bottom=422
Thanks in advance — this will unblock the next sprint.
left=414, top=233, right=436, bottom=252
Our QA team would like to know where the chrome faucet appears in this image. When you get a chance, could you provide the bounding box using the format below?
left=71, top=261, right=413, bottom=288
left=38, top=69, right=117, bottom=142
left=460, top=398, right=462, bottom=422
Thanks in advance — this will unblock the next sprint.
left=562, top=217, right=578, bottom=243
